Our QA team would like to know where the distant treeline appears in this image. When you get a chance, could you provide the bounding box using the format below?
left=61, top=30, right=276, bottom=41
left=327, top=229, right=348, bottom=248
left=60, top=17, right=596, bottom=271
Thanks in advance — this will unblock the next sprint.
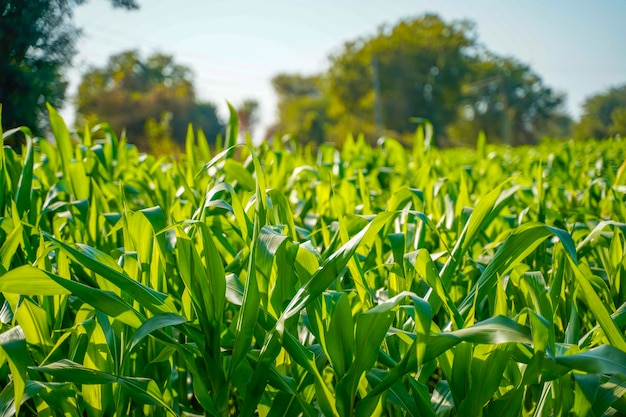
left=270, top=14, right=570, bottom=147
left=2, top=5, right=625, bottom=150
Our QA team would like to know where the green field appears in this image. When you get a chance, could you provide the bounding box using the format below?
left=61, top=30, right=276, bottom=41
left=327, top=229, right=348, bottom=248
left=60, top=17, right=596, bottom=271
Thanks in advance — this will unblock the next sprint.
left=1, top=107, right=626, bottom=416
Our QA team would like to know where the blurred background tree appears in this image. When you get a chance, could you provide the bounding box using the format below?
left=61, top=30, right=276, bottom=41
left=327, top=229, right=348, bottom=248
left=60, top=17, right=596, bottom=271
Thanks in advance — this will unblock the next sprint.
left=0, top=0, right=138, bottom=144
left=237, top=99, right=260, bottom=139
left=270, top=74, right=330, bottom=145
left=2, top=5, right=588, bottom=151
left=327, top=14, right=476, bottom=146
left=574, top=84, right=626, bottom=139
left=76, top=50, right=224, bottom=151
left=448, top=54, right=570, bottom=145
left=271, top=13, right=570, bottom=147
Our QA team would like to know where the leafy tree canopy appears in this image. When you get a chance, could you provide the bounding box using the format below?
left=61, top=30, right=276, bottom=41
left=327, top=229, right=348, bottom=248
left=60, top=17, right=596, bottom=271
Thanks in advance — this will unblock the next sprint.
left=449, top=53, right=569, bottom=145
left=0, top=0, right=138, bottom=141
left=237, top=99, right=260, bottom=137
left=272, top=13, right=569, bottom=147
left=76, top=50, right=224, bottom=151
left=328, top=14, right=476, bottom=143
left=270, top=74, right=329, bottom=145
left=574, top=84, right=626, bottom=139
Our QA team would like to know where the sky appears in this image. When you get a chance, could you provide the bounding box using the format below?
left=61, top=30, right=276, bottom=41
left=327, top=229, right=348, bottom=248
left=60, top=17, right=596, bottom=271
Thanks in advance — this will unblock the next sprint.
left=64, top=0, right=626, bottom=139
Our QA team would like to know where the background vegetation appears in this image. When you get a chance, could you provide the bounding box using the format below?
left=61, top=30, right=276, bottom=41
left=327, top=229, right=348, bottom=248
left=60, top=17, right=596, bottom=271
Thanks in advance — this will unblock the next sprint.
left=0, top=0, right=138, bottom=143
left=76, top=50, right=225, bottom=152
left=2, top=5, right=625, bottom=152
left=575, top=84, right=626, bottom=141
left=270, top=14, right=573, bottom=147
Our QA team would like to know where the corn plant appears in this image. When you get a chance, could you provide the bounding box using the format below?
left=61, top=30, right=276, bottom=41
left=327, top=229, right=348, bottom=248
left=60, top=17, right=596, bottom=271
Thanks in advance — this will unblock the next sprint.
left=1, top=104, right=625, bottom=416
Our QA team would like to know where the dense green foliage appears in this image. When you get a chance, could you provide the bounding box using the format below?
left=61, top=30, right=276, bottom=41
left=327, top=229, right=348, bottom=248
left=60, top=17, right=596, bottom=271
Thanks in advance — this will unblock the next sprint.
left=449, top=54, right=571, bottom=145
left=271, top=14, right=570, bottom=147
left=1, top=107, right=626, bottom=416
left=0, top=0, right=138, bottom=141
left=236, top=99, right=260, bottom=138
left=76, top=50, right=224, bottom=152
left=575, top=83, right=626, bottom=140
left=327, top=14, right=474, bottom=143
left=271, top=74, right=329, bottom=145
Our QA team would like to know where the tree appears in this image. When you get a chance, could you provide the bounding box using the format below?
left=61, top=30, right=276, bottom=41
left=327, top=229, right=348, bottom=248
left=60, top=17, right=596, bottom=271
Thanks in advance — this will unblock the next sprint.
left=0, top=0, right=138, bottom=141
left=272, top=13, right=568, bottom=147
left=270, top=74, right=330, bottom=145
left=448, top=54, right=569, bottom=145
left=236, top=99, right=260, bottom=138
left=76, top=50, right=224, bottom=151
left=326, top=14, right=477, bottom=145
left=574, top=84, right=626, bottom=139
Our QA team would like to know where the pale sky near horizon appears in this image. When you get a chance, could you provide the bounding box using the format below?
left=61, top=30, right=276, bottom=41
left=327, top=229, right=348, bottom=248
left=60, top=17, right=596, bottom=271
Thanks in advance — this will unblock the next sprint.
left=64, top=0, right=626, bottom=139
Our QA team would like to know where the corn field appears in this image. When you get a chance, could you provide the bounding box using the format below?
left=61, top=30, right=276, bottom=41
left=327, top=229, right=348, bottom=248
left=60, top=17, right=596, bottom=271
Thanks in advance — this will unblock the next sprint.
left=1, top=105, right=626, bottom=416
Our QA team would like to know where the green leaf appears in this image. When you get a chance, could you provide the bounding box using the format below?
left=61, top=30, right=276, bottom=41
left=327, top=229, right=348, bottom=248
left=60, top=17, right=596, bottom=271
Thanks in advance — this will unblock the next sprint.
left=361, top=369, right=424, bottom=417
left=414, top=248, right=462, bottom=328
left=326, top=293, right=355, bottom=379
left=14, top=135, right=33, bottom=217
left=0, top=326, right=32, bottom=415
left=0, top=265, right=71, bottom=295
left=117, top=376, right=176, bottom=414
left=592, top=375, right=626, bottom=416
left=32, top=360, right=176, bottom=415
left=440, top=180, right=509, bottom=287
left=459, top=223, right=575, bottom=317
left=555, top=345, right=626, bottom=376
left=230, top=215, right=261, bottom=379
left=0, top=223, right=24, bottom=272
left=197, top=128, right=212, bottom=162
left=83, top=317, right=114, bottom=417
left=565, top=257, right=626, bottom=351
left=46, top=104, right=75, bottom=193
left=0, top=104, right=4, bottom=214
left=224, top=159, right=255, bottom=191
left=185, top=123, right=196, bottom=183
left=43, top=233, right=175, bottom=316
left=457, top=346, right=510, bottom=416
left=2, top=265, right=144, bottom=328
left=279, top=212, right=395, bottom=326
left=14, top=298, right=53, bottom=358
left=130, top=313, right=187, bottom=351
left=0, top=381, right=46, bottom=417
left=449, top=342, right=472, bottom=407
left=337, top=291, right=429, bottom=416
left=226, top=101, right=239, bottom=150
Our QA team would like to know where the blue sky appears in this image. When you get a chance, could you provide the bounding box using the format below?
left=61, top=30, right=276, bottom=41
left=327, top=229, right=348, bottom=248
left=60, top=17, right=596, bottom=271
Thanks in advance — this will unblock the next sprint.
left=66, top=0, right=626, bottom=137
